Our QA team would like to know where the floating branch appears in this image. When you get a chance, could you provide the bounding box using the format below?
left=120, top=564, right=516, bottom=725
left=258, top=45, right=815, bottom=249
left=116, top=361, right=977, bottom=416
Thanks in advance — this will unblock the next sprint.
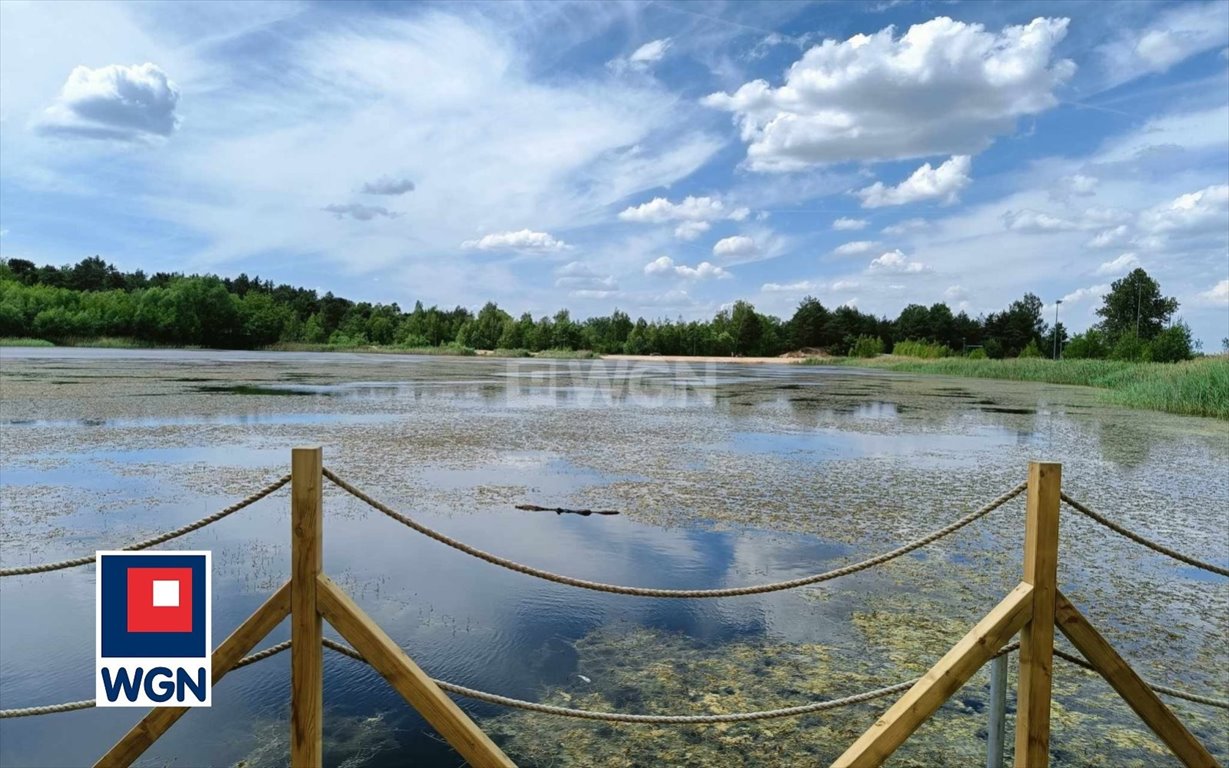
left=515, top=504, right=619, bottom=517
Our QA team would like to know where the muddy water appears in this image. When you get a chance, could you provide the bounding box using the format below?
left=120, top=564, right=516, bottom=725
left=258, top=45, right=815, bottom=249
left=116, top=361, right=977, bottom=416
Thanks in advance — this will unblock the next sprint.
left=0, top=348, right=1225, bottom=767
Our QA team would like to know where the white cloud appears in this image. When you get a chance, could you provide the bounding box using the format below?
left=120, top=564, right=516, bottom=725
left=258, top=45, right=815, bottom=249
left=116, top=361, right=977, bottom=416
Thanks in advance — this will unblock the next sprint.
left=868, top=249, right=928, bottom=274
left=1094, top=253, right=1140, bottom=276
left=643, top=256, right=729, bottom=280
left=36, top=63, right=179, bottom=141
left=673, top=221, right=711, bottom=241
left=832, top=240, right=878, bottom=256
left=1002, top=209, right=1080, bottom=232
left=703, top=17, right=1074, bottom=170
left=630, top=38, right=671, bottom=64
left=712, top=235, right=757, bottom=259
left=1053, top=174, right=1098, bottom=200
left=833, top=217, right=867, bottom=231
left=1059, top=283, right=1111, bottom=306
left=882, top=218, right=929, bottom=235
left=1196, top=279, right=1229, bottom=305
left=832, top=279, right=860, bottom=291
left=1087, top=224, right=1132, bottom=249
left=360, top=176, right=416, bottom=195
left=1138, top=184, right=1229, bottom=236
left=762, top=280, right=821, bottom=293
left=462, top=229, right=567, bottom=251
left=1098, top=2, right=1229, bottom=88
left=944, top=285, right=968, bottom=302
left=608, top=38, right=673, bottom=74
left=323, top=203, right=399, bottom=221
left=857, top=155, right=972, bottom=208
left=618, top=195, right=749, bottom=224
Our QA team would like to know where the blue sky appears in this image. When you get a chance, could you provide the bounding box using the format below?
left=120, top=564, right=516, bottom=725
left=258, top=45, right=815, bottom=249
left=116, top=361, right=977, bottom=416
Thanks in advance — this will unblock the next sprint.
left=1, top=0, right=1227, bottom=346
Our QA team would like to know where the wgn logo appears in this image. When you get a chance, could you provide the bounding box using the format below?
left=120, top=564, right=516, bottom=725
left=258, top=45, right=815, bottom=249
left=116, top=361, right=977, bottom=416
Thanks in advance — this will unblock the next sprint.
left=95, top=551, right=212, bottom=707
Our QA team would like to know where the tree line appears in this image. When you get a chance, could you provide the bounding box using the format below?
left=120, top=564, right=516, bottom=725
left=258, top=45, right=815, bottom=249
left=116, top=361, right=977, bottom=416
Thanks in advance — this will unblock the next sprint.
left=0, top=257, right=1196, bottom=361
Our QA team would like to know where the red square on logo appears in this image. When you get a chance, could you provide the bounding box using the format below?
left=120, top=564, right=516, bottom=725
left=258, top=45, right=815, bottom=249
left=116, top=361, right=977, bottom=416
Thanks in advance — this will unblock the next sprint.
left=127, top=568, right=193, bottom=633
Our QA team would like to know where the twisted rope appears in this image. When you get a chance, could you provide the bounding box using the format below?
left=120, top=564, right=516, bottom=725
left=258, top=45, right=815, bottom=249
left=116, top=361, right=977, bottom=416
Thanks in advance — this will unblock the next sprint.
left=1060, top=493, right=1229, bottom=578
left=322, top=468, right=1027, bottom=598
left=1051, top=647, right=1229, bottom=709
left=0, top=475, right=292, bottom=577
left=0, top=640, right=291, bottom=719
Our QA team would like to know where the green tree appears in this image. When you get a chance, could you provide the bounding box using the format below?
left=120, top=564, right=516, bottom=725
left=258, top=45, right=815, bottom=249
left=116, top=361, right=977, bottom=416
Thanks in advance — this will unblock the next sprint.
left=730, top=300, right=762, bottom=355
left=1147, top=322, right=1194, bottom=362
left=1095, top=268, right=1178, bottom=342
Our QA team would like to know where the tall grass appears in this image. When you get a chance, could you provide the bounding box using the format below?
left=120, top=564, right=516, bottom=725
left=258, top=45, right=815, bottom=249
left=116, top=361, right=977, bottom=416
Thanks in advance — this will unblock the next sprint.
left=822, top=356, right=1229, bottom=419
left=0, top=337, right=55, bottom=347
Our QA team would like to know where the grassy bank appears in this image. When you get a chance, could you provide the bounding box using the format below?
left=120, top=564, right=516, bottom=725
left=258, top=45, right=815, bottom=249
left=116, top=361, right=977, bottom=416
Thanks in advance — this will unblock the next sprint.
left=813, top=355, right=1229, bottom=419
left=0, top=337, right=55, bottom=347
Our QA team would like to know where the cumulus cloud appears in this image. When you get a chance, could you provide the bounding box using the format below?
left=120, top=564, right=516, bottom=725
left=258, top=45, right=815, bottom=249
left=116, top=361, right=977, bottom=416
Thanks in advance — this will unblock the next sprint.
left=832, top=279, right=860, bottom=291
left=703, top=17, right=1074, bottom=170
left=1196, top=279, right=1229, bottom=304
left=857, top=156, right=972, bottom=208
left=1088, top=224, right=1132, bottom=248
left=1094, top=253, right=1140, bottom=276
left=712, top=235, right=758, bottom=259
left=868, top=249, right=928, bottom=274
left=462, top=229, right=567, bottom=251
left=674, top=221, right=711, bottom=241
left=643, top=256, right=729, bottom=280
left=360, top=176, right=416, bottom=195
left=1099, top=2, right=1229, bottom=88
left=554, top=261, right=617, bottom=291
left=618, top=195, right=749, bottom=224
left=1002, top=209, right=1080, bottom=232
left=832, top=240, right=878, bottom=256
left=944, top=285, right=968, bottom=302
left=1138, top=184, right=1229, bottom=236
left=609, top=38, right=672, bottom=73
left=631, top=38, right=672, bottom=64
left=323, top=203, right=399, bottom=221
left=37, top=63, right=179, bottom=141
left=1065, top=174, right=1098, bottom=196
left=833, top=217, right=868, bottom=231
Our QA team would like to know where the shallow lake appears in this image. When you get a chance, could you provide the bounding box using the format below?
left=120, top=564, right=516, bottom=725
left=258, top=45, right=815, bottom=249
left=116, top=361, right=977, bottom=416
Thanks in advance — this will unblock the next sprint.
left=1, top=348, right=1225, bottom=767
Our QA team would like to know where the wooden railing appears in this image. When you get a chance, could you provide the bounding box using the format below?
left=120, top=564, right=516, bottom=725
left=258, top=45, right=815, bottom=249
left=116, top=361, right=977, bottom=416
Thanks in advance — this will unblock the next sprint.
left=83, top=449, right=1219, bottom=768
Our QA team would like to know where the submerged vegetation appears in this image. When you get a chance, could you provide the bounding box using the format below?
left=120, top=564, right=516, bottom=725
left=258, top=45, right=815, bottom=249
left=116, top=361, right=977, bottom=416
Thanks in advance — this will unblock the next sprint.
left=819, top=356, right=1229, bottom=419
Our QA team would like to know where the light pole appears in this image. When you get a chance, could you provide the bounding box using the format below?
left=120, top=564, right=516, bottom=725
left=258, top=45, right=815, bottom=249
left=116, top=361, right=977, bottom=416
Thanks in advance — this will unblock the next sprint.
left=1053, top=299, right=1062, bottom=360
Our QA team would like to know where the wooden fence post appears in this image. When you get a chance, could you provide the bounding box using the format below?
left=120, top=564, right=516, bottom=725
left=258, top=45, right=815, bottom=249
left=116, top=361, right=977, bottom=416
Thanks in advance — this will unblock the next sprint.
left=291, top=446, right=324, bottom=767
left=1015, top=461, right=1061, bottom=767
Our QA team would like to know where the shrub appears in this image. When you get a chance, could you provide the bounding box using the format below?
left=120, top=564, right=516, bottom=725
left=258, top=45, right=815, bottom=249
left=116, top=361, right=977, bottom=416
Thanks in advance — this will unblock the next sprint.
left=1018, top=340, right=1044, bottom=358
left=1064, top=330, right=1107, bottom=359
left=849, top=335, right=884, bottom=358
left=893, top=339, right=952, bottom=358
left=1146, top=322, right=1194, bottom=363
left=967, top=347, right=988, bottom=359
left=1110, top=333, right=1148, bottom=362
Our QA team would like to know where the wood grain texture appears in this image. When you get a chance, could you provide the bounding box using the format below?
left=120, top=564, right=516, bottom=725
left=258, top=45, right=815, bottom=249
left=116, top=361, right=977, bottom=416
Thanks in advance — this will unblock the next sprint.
left=317, top=574, right=515, bottom=768
left=831, top=582, right=1034, bottom=768
left=1015, top=460, right=1061, bottom=768
left=290, top=446, right=323, bottom=768
left=1055, top=591, right=1218, bottom=768
left=95, top=581, right=291, bottom=768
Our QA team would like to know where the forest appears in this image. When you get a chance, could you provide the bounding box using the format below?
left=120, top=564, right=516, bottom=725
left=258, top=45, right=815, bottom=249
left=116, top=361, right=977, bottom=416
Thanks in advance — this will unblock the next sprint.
left=0, top=256, right=1197, bottom=362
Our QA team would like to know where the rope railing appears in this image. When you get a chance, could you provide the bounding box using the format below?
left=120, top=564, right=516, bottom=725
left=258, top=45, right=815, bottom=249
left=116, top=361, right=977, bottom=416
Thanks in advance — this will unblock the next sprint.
left=322, top=468, right=1028, bottom=598
left=1060, top=492, right=1229, bottom=578
left=6, top=633, right=1225, bottom=723
left=0, top=640, right=292, bottom=719
left=0, top=474, right=292, bottom=577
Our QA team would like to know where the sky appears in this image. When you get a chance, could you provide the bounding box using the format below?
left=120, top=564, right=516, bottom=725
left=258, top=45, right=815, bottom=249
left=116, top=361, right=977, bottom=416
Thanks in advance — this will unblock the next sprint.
left=1, top=0, right=1227, bottom=347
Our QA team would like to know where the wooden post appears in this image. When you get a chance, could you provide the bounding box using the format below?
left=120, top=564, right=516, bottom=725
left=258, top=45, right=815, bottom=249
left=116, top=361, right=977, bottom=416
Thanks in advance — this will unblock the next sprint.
left=1015, top=461, right=1061, bottom=768
left=96, top=582, right=292, bottom=768
left=291, top=447, right=324, bottom=768
left=831, top=582, right=1034, bottom=768
left=317, top=575, right=516, bottom=767
left=1054, top=591, right=1217, bottom=768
